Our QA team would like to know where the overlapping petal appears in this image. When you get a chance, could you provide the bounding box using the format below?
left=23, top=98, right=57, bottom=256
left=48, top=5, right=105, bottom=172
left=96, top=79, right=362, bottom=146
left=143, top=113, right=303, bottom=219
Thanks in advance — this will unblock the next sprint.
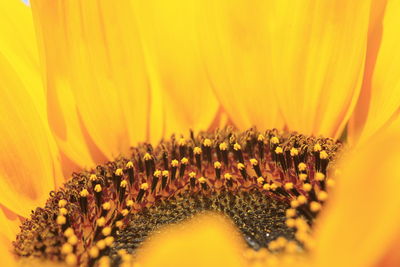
left=136, top=213, right=245, bottom=267
left=314, top=128, right=400, bottom=266
left=349, top=0, right=400, bottom=144
left=132, top=0, right=220, bottom=140
left=198, top=0, right=371, bottom=138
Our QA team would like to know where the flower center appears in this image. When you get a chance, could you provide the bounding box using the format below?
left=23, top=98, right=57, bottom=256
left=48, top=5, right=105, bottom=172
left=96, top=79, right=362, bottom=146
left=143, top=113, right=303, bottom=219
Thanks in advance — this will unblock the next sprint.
left=13, top=128, right=341, bottom=266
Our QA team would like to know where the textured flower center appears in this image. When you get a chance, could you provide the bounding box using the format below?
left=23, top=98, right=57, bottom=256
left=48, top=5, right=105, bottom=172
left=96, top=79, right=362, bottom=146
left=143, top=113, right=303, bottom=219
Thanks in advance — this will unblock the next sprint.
left=14, top=128, right=341, bottom=266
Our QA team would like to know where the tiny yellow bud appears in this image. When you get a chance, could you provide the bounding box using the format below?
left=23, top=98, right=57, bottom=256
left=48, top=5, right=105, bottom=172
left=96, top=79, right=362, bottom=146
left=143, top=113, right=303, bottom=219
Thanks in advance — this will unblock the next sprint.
left=79, top=189, right=89, bottom=197
left=310, top=201, right=322, bottom=212
left=315, top=172, right=325, bottom=181
left=297, top=195, right=307, bottom=205
left=90, top=174, right=98, bottom=181
left=126, top=200, right=134, bottom=207
left=286, top=208, right=296, bottom=218
left=233, top=143, right=241, bottom=151
left=126, top=161, right=134, bottom=168
left=270, top=136, right=279, bottom=144
left=115, top=168, right=123, bottom=176
left=64, top=228, right=74, bottom=237
left=58, top=199, right=67, bottom=208
left=162, top=170, right=169, bottom=177
left=257, top=134, right=265, bottom=141
left=263, top=183, right=270, bottom=190
left=189, top=171, right=196, bottom=178
left=284, top=182, right=293, bottom=190
left=327, top=178, right=335, bottom=188
left=153, top=170, right=162, bottom=177
left=143, top=153, right=152, bottom=161
left=140, top=183, right=149, bottom=190
left=102, top=226, right=112, bottom=236
left=203, top=139, right=212, bottom=147
left=214, top=161, right=221, bottom=169
left=286, top=218, right=295, bottom=228
left=290, top=200, right=299, bottom=208
left=302, top=183, right=312, bottom=192
left=96, top=217, right=106, bottom=227
left=180, top=157, right=188, bottom=164
left=224, top=173, right=232, bottom=180
left=299, top=173, right=308, bottom=181
left=198, top=177, right=207, bottom=184
left=314, top=143, right=322, bottom=152
left=96, top=240, right=107, bottom=250
left=56, top=215, right=66, bottom=225
left=194, top=146, right=202, bottom=154
left=318, top=191, right=328, bottom=201
left=102, top=202, right=111, bottom=210
left=59, top=208, right=68, bottom=215
left=61, top=243, right=73, bottom=254
left=178, top=138, right=186, bottom=146
left=320, top=150, right=329, bottom=159
left=171, top=159, right=179, bottom=167
left=290, top=148, right=298, bottom=156
left=105, top=236, right=115, bottom=247
left=237, top=163, right=245, bottom=170
left=89, top=246, right=100, bottom=258
left=121, top=209, right=129, bottom=217
left=257, top=177, right=264, bottom=185
left=270, top=183, right=278, bottom=191
left=94, top=184, right=102, bottom=192
left=250, top=158, right=258, bottom=166
left=275, top=146, right=283, bottom=154
left=68, top=235, right=78, bottom=246
left=219, top=142, right=228, bottom=151
left=298, top=162, right=307, bottom=171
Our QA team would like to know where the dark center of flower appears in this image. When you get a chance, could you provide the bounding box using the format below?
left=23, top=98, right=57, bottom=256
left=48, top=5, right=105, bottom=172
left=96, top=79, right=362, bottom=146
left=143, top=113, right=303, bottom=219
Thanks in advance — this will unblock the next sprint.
left=13, top=127, right=341, bottom=266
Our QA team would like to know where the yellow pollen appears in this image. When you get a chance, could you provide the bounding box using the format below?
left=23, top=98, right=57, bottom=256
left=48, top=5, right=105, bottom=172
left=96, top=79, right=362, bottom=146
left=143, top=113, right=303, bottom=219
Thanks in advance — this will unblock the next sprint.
left=121, top=209, right=129, bottom=217
left=143, top=153, right=152, bottom=161
left=102, top=227, right=112, bottom=236
left=198, top=177, right=207, bottom=184
left=178, top=138, right=186, bottom=146
left=276, top=237, right=287, bottom=247
left=189, top=171, right=196, bottom=178
left=224, top=173, right=232, bottom=180
left=286, top=218, right=295, bottom=228
left=318, top=191, right=328, bottom=201
left=162, top=170, right=169, bottom=176
left=257, top=177, right=264, bottom=185
left=314, top=143, right=322, bottom=152
left=320, top=150, right=329, bottom=159
left=219, top=142, right=228, bottom=151
left=126, top=200, right=134, bottom=207
left=284, top=182, right=293, bottom=190
left=275, top=146, right=283, bottom=154
left=58, top=199, right=67, bottom=208
left=89, top=246, right=100, bottom=258
left=79, top=189, right=89, bottom=197
left=250, top=158, right=258, bottom=166
left=102, top=202, right=111, bottom=210
left=290, top=148, right=299, bottom=156
left=90, top=174, right=98, bottom=181
left=214, top=161, right=221, bottom=169
left=299, top=173, right=308, bottom=181
left=270, top=183, right=278, bottom=191
left=286, top=208, right=296, bottom=218
left=203, top=139, right=212, bottom=147
left=297, top=195, right=307, bottom=205
left=302, top=183, right=312, bottom=192
left=120, top=180, right=128, bottom=188
left=68, top=235, right=78, bottom=246
left=96, top=240, right=107, bottom=250
left=315, top=172, right=325, bottom=181
left=116, top=220, right=123, bottom=229
left=237, top=163, right=245, bottom=170
left=118, top=249, right=127, bottom=256
left=140, top=183, right=149, bottom=190
left=290, top=200, right=299, bottom=208
left=126, top=161, right=134, bottom=168
left=153, top=170, right=162, bottom=177
left=285, top=241, right=299, bottom=253
left=61, top=243, right=73, bottom=254
left=257, top=134, right=265, bottom=141
left=98, top=256, right=110, bottom=267
left=171, top=159, right=179, bottom=167
left=56, top=215, right=66, bottom=225
left=193, top=146, right=202, bottom=154
left=270, top=136, right=279, bottom=144
left=96, top=217, right=106, bottom=227
left=268, top=241, right=278, bottom=251
left=310, top=201, right=322, bottom=212
left=64, top=228, right=74, bottom=238
left=94, top=184, right=102, bottom=192
left=263, top=183, right=270, bottom=190
left=105, top=236, right=115, bottom=246
left=115, top=168, right=123, bottom=176
left=65, top=253, right=77, bottom=266
left=180, top=157, right=188, bottom=164
left=298, top=162, right=307, bottom=171
left=59, top=208, right=68, bottom=215
left=233, top=143, right=241, bottom=151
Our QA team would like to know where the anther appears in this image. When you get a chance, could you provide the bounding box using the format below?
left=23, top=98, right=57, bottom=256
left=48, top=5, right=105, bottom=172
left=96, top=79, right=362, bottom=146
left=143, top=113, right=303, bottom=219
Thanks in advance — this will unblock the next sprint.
left=223, top=173, right=233, bottom=187
left=58, top=199, right=67, bottom=208
left=143, top=153, right=154, bottom=178
left=101, top=201, right=111, bottom=217
left=178, top=138, right=187, bottom=159
left=194, top=146, right=202, bottom=171
left=79, top=189, right=89, bottom=214
left=65, top=254, right=77, bottom=266
left=151, top=170, right=161, bottom=193
left=125, top=161, right=135, bottom=185
left=214, top=161, right=222, bottom=179
left=114, top=168, right=123, bottom=192
left=189, top=172, right=196, bottom=188
left=202, top=139, right=212, bottom=163
left=161, top=170, right=169, bottom=190
left=179, top=157, right=188, bottom=178
left=119, top=180, right=128, bottom=203
left=250, top=158, right=262, bottom=177
left=219, top=142, right=229, bottom=165
left=257, top=134, right=265, bottom=160
left=170, top=159, right=179, bottom=181
left=136, top=183, right=148, bottom=202
left=198, top=177, right=208, bottom=190
left=94, top=184, right=103, bottom=208
left=233, top=143, right=244, bottom=163
left=237, top=163, right=248, bottom=180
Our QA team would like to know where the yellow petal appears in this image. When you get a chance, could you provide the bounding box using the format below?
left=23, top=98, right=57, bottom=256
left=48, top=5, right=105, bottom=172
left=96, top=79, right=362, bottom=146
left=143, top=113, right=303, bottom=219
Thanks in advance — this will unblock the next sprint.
left=349, top=0, right=400, bottom=144
left=314, top=128, right=400, bottom=266
left=198, top=0, right=371, bottom=137
left=31, top=0, right=151, bottom=161
left=136, top=213, right=245, bottom=267
left=0, top=52, right=62, bottom=217
left=133, top=0, right=220, bottom=141
left=197, top=0, right=284, bottom=130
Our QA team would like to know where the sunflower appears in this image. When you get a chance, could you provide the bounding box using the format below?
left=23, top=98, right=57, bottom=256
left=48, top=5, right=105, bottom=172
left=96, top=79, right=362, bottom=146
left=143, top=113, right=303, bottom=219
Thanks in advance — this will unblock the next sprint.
left=1, top=0, right=400, bottom=266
